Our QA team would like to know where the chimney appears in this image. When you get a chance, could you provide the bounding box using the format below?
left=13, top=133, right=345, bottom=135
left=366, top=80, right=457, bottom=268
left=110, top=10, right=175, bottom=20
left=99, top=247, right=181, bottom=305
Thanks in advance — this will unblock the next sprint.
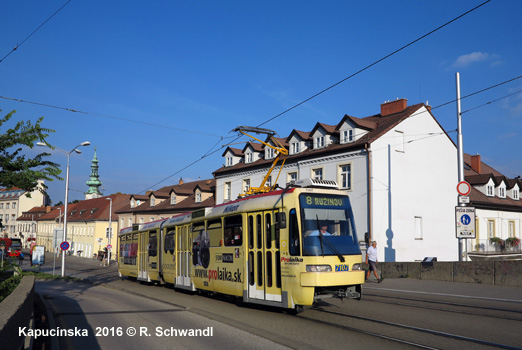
left=471, top=154, right=481, bottom=174
left=380, top=98, right=408, bottom=117
left=179, top=177, right=184, bottom=185
left=46, top=206, right=51, bottom=213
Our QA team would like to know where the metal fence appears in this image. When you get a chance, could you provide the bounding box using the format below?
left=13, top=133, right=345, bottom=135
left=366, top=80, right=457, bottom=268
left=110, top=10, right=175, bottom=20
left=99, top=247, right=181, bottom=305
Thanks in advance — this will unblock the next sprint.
left=467, top=238, right=522, bottom=254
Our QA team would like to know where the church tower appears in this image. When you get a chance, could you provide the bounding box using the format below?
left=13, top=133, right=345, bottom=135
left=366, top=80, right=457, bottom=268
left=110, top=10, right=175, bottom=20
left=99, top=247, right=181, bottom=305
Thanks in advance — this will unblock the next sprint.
left=85, top=147, right=103, bottom=200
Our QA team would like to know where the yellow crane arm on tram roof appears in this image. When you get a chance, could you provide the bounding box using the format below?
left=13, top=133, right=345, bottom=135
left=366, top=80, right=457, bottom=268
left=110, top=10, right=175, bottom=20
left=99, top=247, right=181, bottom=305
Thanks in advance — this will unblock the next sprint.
left=231, top=126, right=288, bottom=196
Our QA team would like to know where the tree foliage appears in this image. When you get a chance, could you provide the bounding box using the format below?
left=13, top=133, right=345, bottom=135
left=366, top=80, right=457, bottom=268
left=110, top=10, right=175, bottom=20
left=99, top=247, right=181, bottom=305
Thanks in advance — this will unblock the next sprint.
left=0, top=110, right=62, bottom=193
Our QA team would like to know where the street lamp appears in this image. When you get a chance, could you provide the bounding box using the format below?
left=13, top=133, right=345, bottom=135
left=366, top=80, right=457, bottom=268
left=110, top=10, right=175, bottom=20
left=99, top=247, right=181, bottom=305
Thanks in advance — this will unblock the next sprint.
left=106, top=197, right=112, bottom=266
left=37, top=141, right=90, bottom=277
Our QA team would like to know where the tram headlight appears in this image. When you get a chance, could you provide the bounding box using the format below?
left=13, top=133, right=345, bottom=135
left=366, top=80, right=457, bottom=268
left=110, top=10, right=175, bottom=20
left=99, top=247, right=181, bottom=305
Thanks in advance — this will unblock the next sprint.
left=306, top=265, right=332, bottom=272
left=352, top=263, right=362, bottom=271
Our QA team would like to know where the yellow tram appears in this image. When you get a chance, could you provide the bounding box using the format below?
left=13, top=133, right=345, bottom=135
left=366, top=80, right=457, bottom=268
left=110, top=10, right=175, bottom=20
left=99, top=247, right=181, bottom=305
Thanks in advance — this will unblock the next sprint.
left=118, top=178, right=364, bottom=311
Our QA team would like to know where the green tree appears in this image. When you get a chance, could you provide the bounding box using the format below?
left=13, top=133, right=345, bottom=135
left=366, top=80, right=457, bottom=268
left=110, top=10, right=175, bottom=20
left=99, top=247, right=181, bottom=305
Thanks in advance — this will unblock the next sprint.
left=0, top=110, right=61, bottom=193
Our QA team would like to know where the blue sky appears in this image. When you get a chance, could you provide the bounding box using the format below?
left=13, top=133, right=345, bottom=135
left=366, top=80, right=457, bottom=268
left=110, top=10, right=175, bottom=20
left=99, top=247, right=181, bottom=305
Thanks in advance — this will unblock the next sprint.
left=1, top=0, right=521, bottom=204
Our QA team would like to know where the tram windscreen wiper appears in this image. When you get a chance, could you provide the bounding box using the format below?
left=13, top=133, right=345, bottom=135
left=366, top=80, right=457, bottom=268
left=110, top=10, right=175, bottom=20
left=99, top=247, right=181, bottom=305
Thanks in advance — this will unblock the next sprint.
left=315, top=216, right=344, bottom=263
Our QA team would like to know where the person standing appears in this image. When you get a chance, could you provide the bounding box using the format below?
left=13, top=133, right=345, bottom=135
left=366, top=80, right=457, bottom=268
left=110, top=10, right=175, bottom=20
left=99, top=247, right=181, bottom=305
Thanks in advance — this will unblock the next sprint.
left=366, top=241, right=381, bottom=282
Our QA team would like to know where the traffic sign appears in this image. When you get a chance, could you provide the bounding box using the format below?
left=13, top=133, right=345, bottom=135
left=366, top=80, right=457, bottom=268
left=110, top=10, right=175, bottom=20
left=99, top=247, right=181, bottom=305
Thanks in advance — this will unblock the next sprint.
left=455, top=206, right=476, bottom=238
left=107, top=244, right=112, bottom=249
left=60, top=241, right=70, bottom=251
left=457, top=181, right=471, bottom=196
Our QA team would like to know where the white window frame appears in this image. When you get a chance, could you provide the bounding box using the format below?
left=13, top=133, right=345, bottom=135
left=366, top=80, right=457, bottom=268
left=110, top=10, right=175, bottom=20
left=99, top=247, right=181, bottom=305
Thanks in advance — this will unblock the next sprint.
left=315, top=136, right=324, bottom=149
left=487, top=185, right=494, bottom=197
left=266, top=147, right=274, bottom=159
left=243, top=178, right=251, bottom=193
left=246, top=152, right=253, bottom=163
left=224, top=182, right=231, bottom=201
left=338, top=163, right=352, bottom=190
left=514, top=189, right=519, bottom=200
left=171, top=195, right=176, bottom=205
left=291, top=142, right=300, bottom=154
left=226, top=156, right=233, bottom=167
left=414, top=216, right=423, bottom=240
left=395, top=130, right=405, bottom=153
left=196, top=192, right=202, bottom=203
left=287, top=172, right=297, bottom=184
left=312, top=168, right=323, bottom=180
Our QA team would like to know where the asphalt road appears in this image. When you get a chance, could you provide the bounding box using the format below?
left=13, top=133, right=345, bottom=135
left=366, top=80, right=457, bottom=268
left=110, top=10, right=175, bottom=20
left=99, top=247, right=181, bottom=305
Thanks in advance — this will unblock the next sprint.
left=30, top=252, right=522, bottom=350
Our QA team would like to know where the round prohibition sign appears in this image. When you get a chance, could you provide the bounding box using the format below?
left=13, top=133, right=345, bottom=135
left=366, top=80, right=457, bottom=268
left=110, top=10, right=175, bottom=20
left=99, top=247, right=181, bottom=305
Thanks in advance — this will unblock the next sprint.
left=60, top=241, right=70, bottom=251
left=457, top=181, right=471, bottom=196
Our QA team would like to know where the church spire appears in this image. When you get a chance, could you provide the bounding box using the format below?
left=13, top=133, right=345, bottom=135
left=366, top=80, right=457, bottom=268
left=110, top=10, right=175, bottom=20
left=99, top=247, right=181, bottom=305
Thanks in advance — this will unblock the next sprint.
left=85, top=147, right=103, bottom=200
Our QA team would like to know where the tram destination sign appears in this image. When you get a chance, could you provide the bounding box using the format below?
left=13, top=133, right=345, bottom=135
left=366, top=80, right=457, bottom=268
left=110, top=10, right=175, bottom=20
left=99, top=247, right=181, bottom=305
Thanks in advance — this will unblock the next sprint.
left=455, top=206, right=476, bottom=239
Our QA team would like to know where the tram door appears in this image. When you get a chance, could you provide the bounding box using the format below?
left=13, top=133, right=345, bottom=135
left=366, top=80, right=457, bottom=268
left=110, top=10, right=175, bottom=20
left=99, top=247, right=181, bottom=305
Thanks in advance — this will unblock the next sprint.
left=247, top=211, right=282, bottom=303
left=176, top=224, right=192, bottom=288
left=138, top=232, right=148, bottom=281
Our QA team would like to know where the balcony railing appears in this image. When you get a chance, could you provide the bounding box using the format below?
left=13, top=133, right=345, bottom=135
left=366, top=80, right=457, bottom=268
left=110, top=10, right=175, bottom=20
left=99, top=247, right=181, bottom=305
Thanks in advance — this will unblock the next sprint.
left=467, top=238, right=521, bottom=255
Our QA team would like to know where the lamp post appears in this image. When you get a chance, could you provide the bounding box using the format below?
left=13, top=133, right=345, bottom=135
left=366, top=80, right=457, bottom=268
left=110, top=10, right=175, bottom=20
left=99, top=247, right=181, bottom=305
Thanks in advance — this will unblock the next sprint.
left=37, top=141, right=90, bottom=277
left=106, top=197, right=112, bottom=266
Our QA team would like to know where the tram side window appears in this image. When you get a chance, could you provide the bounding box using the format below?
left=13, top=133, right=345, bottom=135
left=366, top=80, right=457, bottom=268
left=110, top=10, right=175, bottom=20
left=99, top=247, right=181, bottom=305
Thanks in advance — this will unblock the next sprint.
left=164, top=230, right=175, bottom=254
left=148, top=232, right=158, bottom=257
left=224, top=215, right=242, bottom=246
left=207, top=219, right=222, bottom=247
left=289, top=209, right=300, bottom=256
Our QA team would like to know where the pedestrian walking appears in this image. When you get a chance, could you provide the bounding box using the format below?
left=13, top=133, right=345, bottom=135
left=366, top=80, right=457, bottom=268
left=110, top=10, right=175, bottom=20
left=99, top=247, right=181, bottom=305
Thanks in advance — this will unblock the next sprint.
left=366, top=241, right=381, bottom=282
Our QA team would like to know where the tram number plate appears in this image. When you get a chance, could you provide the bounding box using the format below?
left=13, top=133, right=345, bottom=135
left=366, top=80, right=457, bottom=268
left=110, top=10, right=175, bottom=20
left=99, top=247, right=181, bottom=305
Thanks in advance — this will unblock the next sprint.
left=335, top=264, right=349, bottom=272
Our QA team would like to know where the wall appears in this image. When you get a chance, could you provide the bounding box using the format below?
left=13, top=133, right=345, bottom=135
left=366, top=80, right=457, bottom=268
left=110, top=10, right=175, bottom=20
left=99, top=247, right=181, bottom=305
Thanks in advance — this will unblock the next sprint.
left=0, top=275, right=35, bottom=350
left=379, top=261, right=522, bottom=287
left=370, top=106, right=458, bottom=262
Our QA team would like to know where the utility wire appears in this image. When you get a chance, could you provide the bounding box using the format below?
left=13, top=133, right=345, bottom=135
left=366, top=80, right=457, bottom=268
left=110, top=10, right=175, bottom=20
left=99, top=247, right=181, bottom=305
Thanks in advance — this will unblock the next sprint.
left=256, top=0, right=491, bottom=128
left=0, top=95, right=227, bottom=138
left=0, top=0, right=72, bottom=63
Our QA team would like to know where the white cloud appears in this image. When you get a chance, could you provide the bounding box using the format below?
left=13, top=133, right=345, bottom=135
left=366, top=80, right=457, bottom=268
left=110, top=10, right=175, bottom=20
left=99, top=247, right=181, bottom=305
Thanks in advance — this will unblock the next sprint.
left=450, top=52, right=489, bottom=69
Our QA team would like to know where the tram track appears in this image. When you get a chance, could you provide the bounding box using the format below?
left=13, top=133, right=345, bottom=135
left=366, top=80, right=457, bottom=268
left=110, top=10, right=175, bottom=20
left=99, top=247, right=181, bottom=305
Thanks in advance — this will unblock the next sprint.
left=303, top=306, right=522, bottom=350
left=363, top=293, right=522, bottom=321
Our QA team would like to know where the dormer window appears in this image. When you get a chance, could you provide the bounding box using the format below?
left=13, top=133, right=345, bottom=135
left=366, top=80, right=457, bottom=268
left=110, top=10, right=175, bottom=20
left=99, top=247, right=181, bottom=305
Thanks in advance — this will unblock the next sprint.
left=151, top=197, right=155, bottom=207
left=246, top=153, right=253, bottom=163
left=226, top=156, right=233, bottom=167
left=514, top=189, right=519, bottom=200
left=291, top=142, right=300, bottom=154
left=266, top=148, right=274, bottom=159
left=342, top=129, right=354, bottom=143
left=315, top=136, right=325, bottom=149
left=171, top=195, right=176, bottom=205
left=196, top=192, right=202, bottom=203
left=487, top=185, right=494, bottom=196
left=498, top=187, right=506, bottom=198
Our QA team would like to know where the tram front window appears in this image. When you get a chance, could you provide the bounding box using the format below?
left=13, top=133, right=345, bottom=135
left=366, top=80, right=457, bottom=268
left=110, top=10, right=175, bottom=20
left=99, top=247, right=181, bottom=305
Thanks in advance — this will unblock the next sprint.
left=299, top=193, right=360, bottom=256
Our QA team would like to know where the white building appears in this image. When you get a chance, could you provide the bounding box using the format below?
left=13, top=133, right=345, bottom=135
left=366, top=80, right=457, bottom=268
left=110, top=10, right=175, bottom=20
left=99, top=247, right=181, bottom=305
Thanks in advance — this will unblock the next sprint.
left=213, top=99, right=459, bottom=262
left=465, top=154, right=522, bottom=258
left=2, top=180, right=48, bottom=238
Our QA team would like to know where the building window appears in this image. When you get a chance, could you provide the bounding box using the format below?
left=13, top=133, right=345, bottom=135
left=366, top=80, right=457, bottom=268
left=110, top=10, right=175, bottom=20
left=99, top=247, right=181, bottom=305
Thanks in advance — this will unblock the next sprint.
left=266, top=148, right=274, bottom=159
left=395, top=130, right=405, bottom=152
left=243, top=179, right=251, bottom=193
left=171, top=195, right=176, bottom=205
left=414, top=216, right=423, bottom=240
left=342, top=129, right=354, bottom=143
left=246, top=152, right=253, bottom=163
left=140, top=217, right=144, bottom=224
left=6, top=203, right=9, bottom=209
left=339, top=164, right=352, bottom=190
left=196, top=192, right=202, bottom=203
left=312, top=168, right=323, bottom=180
left=291, top=142, right=300, bottom=154
left=514, top=189, right=520, bottom=200
left=315, top=136, right=324, bottom=149
left=509, top=221, right=515, bottom=237
left=130, top=200, right=135, bottom=209
left=226, top=156, right=233, bottom=167
left=499, top=187, right=506, bottom=198
left=224, top=182, right=231, bottom=201
left=487, top=219, right=495, bottom=238
left=128, top=218, right=133, bottom=226
left=266, top=176, right=272, bottom=188
left=287, top=172, right=297, bottom=184
left=487, top=185, right=494, bottom=196
left=151, top=197, right=155, bottom=207
left=12, top=203, right=16, bottom=209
